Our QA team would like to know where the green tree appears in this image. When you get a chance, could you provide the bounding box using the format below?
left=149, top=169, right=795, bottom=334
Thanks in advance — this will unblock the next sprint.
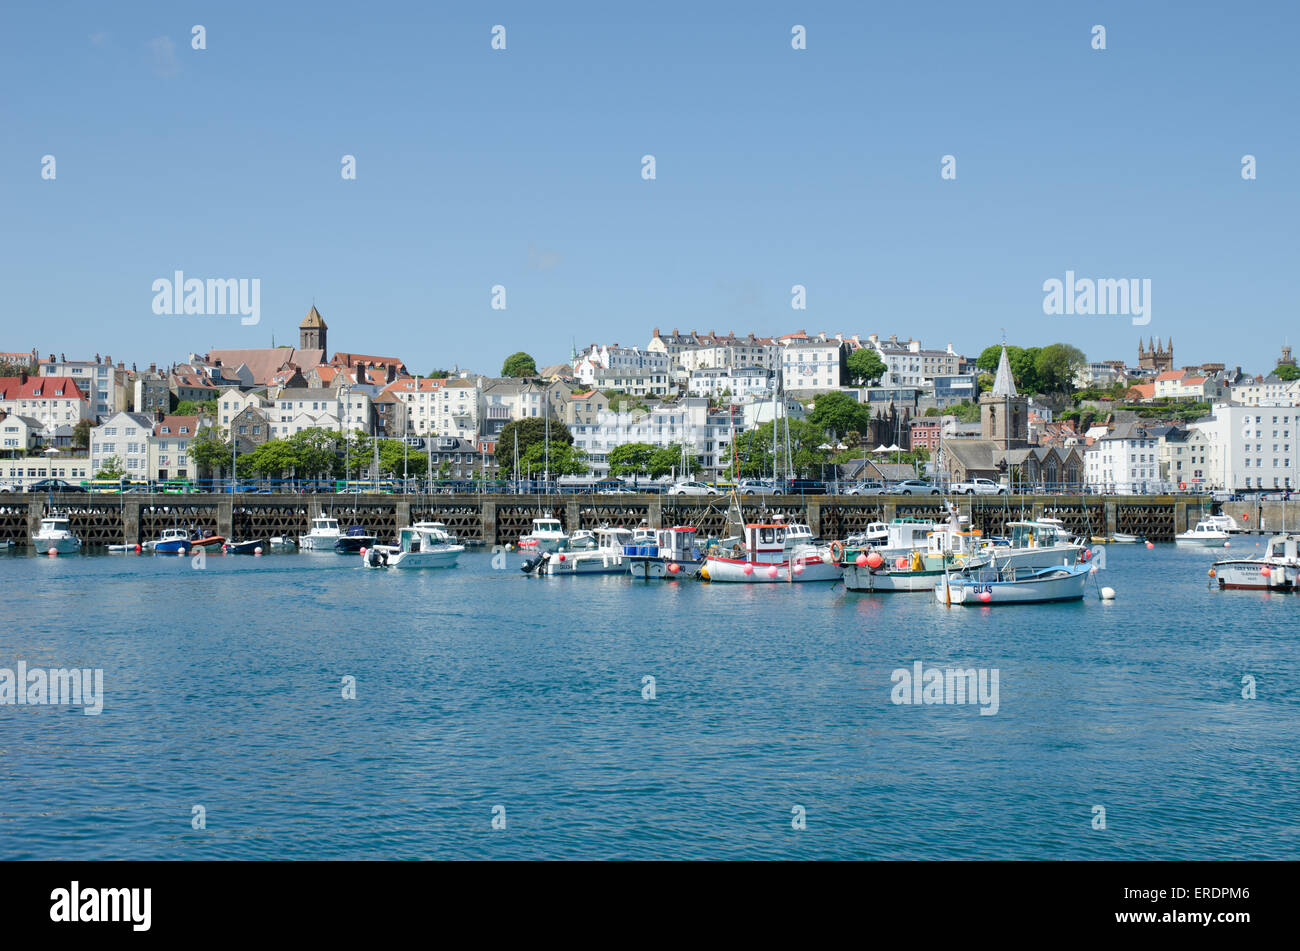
left=518, top=440, right=588, bottom=476
left=175, top=399, right=218, bottom=416
left=242, top=440, right=298, bottom=478
left=1274, top=364, right=1300, bottom=381
left=722, top=419, right=833, bottom=479
left=607, top=442, right=657, bottom=478
left=1035, top=343, right=1086, bottom=394
left=189, top=425, right=231, bottom=479
left=846, top=348, right=887, bottom=386
left=501, top=352, right=538, bottom=378
left=808, top=391, right=872, bottom=439
left=437, top=459, right=452, bottom=480
left=72, top=419, right=92, bottom=450
left=95, top=456, right=125, bottom=480
left=648, top=443, right=700, bottom=479
left=977, top=345, right=1045, bottom=393
left=495, top=417, right=573, bottom=472
left=287, top=428, right=339, bottom=477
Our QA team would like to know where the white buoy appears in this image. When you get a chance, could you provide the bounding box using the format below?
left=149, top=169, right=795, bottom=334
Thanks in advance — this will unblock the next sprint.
left=1100, top=586, right=1116, bottom=600
left=47, top=547, right=58, bottom=557
left=254, top=546, right=263, bottom=555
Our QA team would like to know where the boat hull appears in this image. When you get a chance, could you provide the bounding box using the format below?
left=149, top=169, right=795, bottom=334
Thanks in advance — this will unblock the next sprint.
left=989, top=546, right=1083, bottom=570
left=627, top=557, right=704, bottom=580
left=843, top=565, right=950, bottom=592
left=542, top=552, right=628, bottom=575
left=32, top=536, right=80, bottom=554
left=224, top=540, right=263, bottom=555
left=334, top=536, right=376, bottom=553
left=298, top=534, right=341, bottom=550
left=364, top=545, right=463, bottom=569
left=1213, top=559, right=1298, bottom=590
left=703, top=554, right=841, bottom=583
left=934, top=567, right=1091, bottom=605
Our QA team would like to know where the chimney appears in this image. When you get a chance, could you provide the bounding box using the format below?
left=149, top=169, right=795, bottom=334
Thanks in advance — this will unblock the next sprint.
left=149, top=362, right=157, bottom=374
left=386, top=364, right=396, bottom=383
left=19, top=370, right=28, bottom=384
left=154, top=409, right=164, bottom=423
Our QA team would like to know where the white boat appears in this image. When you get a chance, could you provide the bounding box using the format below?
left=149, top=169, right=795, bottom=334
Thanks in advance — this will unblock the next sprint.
left=841, top=527, right=990, bottom=592
left=146, top=527, right=191, bottom=553
left=518, top=515, right=567, bottom=553
left=269, top=535, right=296, bottom=549
left=702, top=518, right=841, bottom=583
left=32, top=516, right=81, bottom=554
left=1203, top=514, right=1241, bottom=533
left=527, top=527, right=634, bottom=575
left=566, top=529, right=597, bottom=551
left=299, top=515, right=342, bottom=550
left=363, top=522, right=464, bottom=569
left=989, top=519, right=1086, bottom=570
left=935, top=562, right=1093, bottom=605
left=627, top=526, right=706, bottom=579
left=1211, top=534, right=1300, bottom=591
left=844, top=518, right=937, bottom=558
left=1175, top=520, right=1231, bottom=547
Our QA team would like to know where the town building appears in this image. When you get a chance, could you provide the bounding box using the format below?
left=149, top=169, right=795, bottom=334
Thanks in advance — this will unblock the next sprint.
left=0, top=374, right=90, bottom=435
left=37, top=354, right=129, bottom=421
left=89, top=411, right=157, bottom=477
left=1137, top=337, right=1174, bottom=373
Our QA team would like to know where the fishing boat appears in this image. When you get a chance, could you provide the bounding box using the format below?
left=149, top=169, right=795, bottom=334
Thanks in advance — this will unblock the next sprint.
left=333, top=525, right=376, bottom=553
left=988, top=519, right=1086, bottom=570
left=626, top=526, right=706, bottom=579
left=32, top=516, right=81, bottom=554
left=1210, top=534, right=1300, bottom=590
left=566, top=529, right=597, bottom=551
left=187, top=533, right=226, bottom=550
left=363, top=522, right=464, bottom=569
left=1175, top=520, right=1231, bottom=547
left=702, top=517, right=841, bottom=583
left=523, top=527, right=634, bottom=575
left=223, top=539, right=263, bottom=555
left=148, top=528, right=193, bottom=553
left=935, top=562, right=1094, bottom=605
left=840, top=527, right=990, bottom=592
left=843, top=518, right=937, bottom=558
left=517, top=515, right=567, bottom=553
left=269, top=535, right=296, bottom=549
left=299, top=515, right=342, bottom=550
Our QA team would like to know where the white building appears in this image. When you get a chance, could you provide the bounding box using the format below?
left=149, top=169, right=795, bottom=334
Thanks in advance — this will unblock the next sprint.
left=0, top=414, right=42, bottom=454
left=1230, top=374, right=1300, bottom=407
left=38, top=354, right=130, bottom=421
left=1084, top=422, right=1163, bottom=494
left=867, top=335, right=963, bottom=387
left=0, top=374, right=91, bottom=434
left=1194, top=404, right=1300, bottom=492
left=781, top=339, right=848, bottom=393
left=272, top=386, right=372, bottom=438
left=217, top=388, right=271, bottom=430
left=90, top=411, right=157, bottom=477
left=147, top=414, right=208, bottom=481
left=686, top=366, right=772, bottom=400
left=570, top=397, right=717, bottom=479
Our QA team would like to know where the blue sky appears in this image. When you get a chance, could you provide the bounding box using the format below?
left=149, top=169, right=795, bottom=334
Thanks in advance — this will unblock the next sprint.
left=1, top=1, right=1296, bottom=375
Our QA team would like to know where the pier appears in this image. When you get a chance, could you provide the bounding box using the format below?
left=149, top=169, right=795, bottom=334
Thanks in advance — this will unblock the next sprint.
left=0, top=492, right=1214, bottom=547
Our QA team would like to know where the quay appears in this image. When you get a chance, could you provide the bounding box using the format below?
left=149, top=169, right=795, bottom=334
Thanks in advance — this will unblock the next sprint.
left=0, top=492, right=1216, bottom=548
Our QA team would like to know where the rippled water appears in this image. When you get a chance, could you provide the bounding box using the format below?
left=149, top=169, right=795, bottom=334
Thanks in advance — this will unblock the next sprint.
left=0, top=540, right=1297, bottom=860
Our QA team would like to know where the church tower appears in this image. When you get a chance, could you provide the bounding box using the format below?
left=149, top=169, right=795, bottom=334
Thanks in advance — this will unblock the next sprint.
left=299, top=305, right=327, bottom=353
left=980, top=346, right=1028, bottom=450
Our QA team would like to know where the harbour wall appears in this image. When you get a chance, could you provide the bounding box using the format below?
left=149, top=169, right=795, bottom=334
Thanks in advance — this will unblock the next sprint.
left=0, top=493, right=1212, bottom=547
left=1220, top=500, right=1300, bottom=535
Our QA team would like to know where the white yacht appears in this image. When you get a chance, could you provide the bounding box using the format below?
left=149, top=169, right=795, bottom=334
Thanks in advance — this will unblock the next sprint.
left=1212, top=534, right=1300, bottom=590
left=299, top=515, right=342, bottom=550
left=363, top=522, right=464, bottom=569
left=989, top=519, right=1086, bottom=570
left=530, top=527, right=634, bottom=575
left=518, top=516, right=567, bottom=553
left=32, top=516, right=81, bottom=554
left=1175, top=520, right=1231, bottom=547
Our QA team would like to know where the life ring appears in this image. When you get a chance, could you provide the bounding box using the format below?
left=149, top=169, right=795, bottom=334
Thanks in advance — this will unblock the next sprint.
left=829, top=540, right=844, bottom=562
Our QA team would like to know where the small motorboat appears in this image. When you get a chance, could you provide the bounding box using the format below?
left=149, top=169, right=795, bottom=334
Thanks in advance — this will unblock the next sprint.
left=523, top=527, right=633, bottom=575
left=269, top=535, right=296, bottom=549
left=363, top=522, right=464, bottom=569
left=626, top=526, right=706, bottom=579
left=935, top=563, right=1094, bottom=605
left=1211, top=534, right=1300, bottom=590
left=333, top=525, right=377, bottom=553
left=149, top=528, right=192, bottom=553
left=299, top=515, right=342, bottom=550
left=223, top=539, right=264, bottom=555
left=565, top=529, right=597, bottom=551
left=188, top=534, right=225, bottom=550
left=1175, top=520, right=1230, bottom=547
left=32, top=516, right=81, bottom=554
left=517, top=515, right=567, bottom=553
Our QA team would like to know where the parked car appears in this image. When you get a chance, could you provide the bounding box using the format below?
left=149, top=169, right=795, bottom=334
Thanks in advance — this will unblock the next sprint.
left=951, top=477, right=1008, bottom=496
left=844, top=480, right=887, bottom=496
left=783, top=479, right=828, bottom=495
left=736, top=479, right=784, bottom=496
left=892, top=479, right=941, bottom=496
left=26, top=478, right=79, bottom=493
left=669, top=480, right=719, bottom=497
left=0, top=481, right=18, bottom=493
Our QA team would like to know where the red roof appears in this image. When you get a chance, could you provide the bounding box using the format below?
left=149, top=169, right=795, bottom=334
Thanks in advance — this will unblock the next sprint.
left=0, top=376, right=87, bottom=401
left=154, top=415, right=200, bottom=437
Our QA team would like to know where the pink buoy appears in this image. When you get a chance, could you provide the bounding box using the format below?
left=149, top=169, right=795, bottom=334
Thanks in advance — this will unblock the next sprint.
left=254, top=547, right=263, bottom=555
left=978, top=591, right=992, bottom=603
left=855, top=553, right=867, bottom=567
left=1082, top=549, right=1091, bottom=561
left=793, top=563, right=804, bottom=575
left=1145, top=541, right=1154, bottom=549
left=1224, top=541, right=1230, bottom=548
left=48, top=548, right=58, bottom=557
left=742, top=563, right=754, bottom=575
left=767, top=565, right=779, bottom=578
left=1261, top=566, right=1271, bottom=576
left=359, top=547, right=367, bottom=556
left=667, top=562, right=680, bottom=574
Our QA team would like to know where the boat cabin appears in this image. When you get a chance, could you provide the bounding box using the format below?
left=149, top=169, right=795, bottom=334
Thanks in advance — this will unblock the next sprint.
left=926, top=528, right=983, bottom=559
left=531, top=518, right=564, bottom=536
left=39, top=517, right=72, bottom=534
left=654, top=526, right=699, bottom=561
left=310, top=517, right=340, bottom=533
left=1264, top=535, right=1300, bottom=561
left=744, top=523, right=792, bottom=556
left=596, top=527, right=634, bottom=551
left=1006, top=521, right=1069, bottom=549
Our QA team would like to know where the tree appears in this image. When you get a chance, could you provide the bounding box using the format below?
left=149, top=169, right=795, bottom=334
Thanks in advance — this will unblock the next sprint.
left=648, top=444, right=700, bottom=479
left=501, top=352, right=538, bottom=378
left=1274, top=364, right=1300, bottom=381
left=1035, top=343, right=1086, bottom=394
left=808, top=391, right=872, bottom=439
left=175, top=399, right=218, bottom=416
left=846, top=348, right=887, bottom=386
left=287, top=428, right=338, bottom=477
left=95, top=456, right=125, bottom=480
left=722, top=419, right=833, bottom=479
left=495, top=417, right=573, bottom=472
left=425, top=369, right=452, bottom=379
left=976, top=344, right=1044, bottom=393
left=189, top=425, right=231, bottom=479
left=518, top=440, right=588, bottom=476
left=72, top=419, right=92, bottom=450
left=607, top=442, right=657, bottom=478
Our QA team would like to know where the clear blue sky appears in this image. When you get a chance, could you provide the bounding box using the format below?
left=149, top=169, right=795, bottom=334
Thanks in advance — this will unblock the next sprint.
left=2, top=1, right=1296, bottom=375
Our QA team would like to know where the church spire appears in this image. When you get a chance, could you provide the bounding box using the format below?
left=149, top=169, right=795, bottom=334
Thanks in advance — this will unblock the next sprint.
left=992, top=345, right=1018, bottom=398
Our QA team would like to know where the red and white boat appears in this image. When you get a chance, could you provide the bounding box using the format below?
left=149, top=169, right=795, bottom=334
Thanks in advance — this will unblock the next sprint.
left=701, top=518, right=841, bottom=583
left=1211, top=534, right=1300, bottom=591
